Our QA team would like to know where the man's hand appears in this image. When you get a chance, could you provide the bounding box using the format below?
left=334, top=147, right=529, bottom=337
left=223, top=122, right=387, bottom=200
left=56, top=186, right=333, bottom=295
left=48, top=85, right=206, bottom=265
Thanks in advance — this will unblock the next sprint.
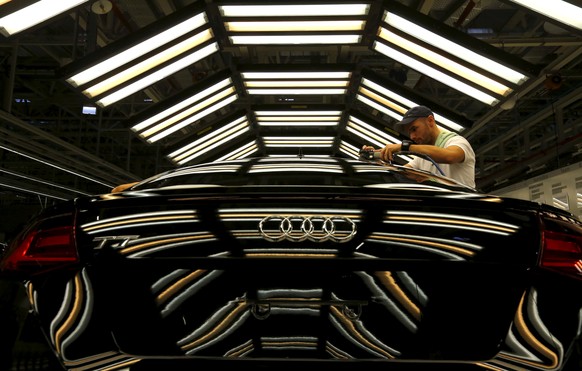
left=379, top=143, right=402, bottom=162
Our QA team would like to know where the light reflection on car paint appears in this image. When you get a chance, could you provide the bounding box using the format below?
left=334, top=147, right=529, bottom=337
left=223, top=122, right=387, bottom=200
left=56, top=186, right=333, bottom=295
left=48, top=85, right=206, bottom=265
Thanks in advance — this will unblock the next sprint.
left=44, top=206, right=571, bottom=368
left=81, top=210, right=201, bottom=235
left=479, top=288, right=564, bottom=370
left=28, top=268, right=575, bottom=370
left=384, top=210, right=520, bottom=236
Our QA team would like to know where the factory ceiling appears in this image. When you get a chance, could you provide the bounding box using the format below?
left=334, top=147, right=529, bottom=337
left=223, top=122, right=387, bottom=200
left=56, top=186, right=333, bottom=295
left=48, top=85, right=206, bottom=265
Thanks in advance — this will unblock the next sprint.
left=0, top=0, right=581, bottom=204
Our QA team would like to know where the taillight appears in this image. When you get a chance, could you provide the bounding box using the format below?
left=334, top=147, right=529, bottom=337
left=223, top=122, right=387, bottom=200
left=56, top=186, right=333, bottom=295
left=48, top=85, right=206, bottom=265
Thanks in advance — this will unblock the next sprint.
left=0, top=224, right=79, bottom=275
left=539, top=214, right=582, bottom=280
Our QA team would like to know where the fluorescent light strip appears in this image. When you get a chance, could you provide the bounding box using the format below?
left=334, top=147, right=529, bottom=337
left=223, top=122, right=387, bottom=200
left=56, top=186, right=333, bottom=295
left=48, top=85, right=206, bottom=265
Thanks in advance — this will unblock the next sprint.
left=169, top=116, right=248, bottom=159
left=0, top=182, right=68, bottom=201
left=174, top=125, right=251, bottom=165
left=384, top=12, right=527, bottom=85
left=97, top=42, right=219, bottom=107
left=339, top=141, right=360, bottom=159
left=214, top=141, right=258, bottom=161
left=264, top=140, right=334, bottom=144
left=245, top=80, right=348, bottom=88
left=255, top=110, right=342, bottom=116
left=247, top=88, right=346, bottom=95
left=349, top=116, right=401, bottom=143
left=258, top=121, right=338, bottom=127
left=356, top=94, right=402, bottom=121
left=229, top=34, right=361, bottom=44
left=360, top=78, right=465, bottom=132
left=67, top=13, right=208, bottom=87
left=148, top=93, right=238, bottom=143
left=346, top=125, right=384, bottom=147
left=510, top=0, right=582, bottom=31
left=378, top=28, right=511, bottom=96
left=0, top=0, right=89, bottom=37
left=257, top=116, right=340, bottom=121
left=140, top=86, right=236, bottom=138
left=0, top=145, right=115, bottom=188
left=169, top=116, right=248, bottom=160
left=84, top=30, right=214, bottom=98
left=373, top=42, right=499, bottom=105
left=242, top=72, right=350, bottom=79
left=132, top=78, right=232, bottom=132
left=361, top=78, right=415, bottom=107
left=258, top=157, right=337, bottom=163
left=347, top=122, right=397, bottom=148
left=264, top=136, right=334, bottom=141
left=359, top=87, right=406, bottom=115
left=219, top=4, right=370, bottom=17
left=251, top=164, right=342, bottom=171
left=264, top=143, right=333, bottom=147
left=225, top=20, right=365, bottom=32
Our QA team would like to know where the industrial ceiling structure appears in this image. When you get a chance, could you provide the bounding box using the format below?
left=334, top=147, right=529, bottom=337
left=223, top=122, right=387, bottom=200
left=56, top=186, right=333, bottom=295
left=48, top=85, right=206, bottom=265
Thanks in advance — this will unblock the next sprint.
left=0, top=0, right=581, bottom=214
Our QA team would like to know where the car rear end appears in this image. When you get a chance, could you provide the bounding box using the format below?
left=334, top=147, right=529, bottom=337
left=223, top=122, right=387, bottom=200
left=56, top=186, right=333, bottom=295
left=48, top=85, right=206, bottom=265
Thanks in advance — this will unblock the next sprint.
left=1, top=158, right=581, bottom=370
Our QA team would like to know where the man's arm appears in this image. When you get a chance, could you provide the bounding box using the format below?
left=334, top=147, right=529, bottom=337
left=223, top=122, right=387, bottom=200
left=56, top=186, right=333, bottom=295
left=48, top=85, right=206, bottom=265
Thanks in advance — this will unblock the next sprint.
left=402, top=144, right=465, bottom=164
left=378, top=143, right=464, bottom=164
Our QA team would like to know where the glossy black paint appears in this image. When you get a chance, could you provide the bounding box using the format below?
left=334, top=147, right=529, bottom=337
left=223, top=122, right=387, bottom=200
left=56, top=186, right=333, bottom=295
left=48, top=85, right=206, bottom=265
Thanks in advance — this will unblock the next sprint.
left=1, top=157, right=581, bottom=370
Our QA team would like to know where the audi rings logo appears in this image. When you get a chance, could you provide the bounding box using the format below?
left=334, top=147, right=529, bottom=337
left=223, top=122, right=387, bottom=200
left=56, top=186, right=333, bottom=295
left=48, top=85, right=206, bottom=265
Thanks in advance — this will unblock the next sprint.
left=258, top=216, right=357, bottom=243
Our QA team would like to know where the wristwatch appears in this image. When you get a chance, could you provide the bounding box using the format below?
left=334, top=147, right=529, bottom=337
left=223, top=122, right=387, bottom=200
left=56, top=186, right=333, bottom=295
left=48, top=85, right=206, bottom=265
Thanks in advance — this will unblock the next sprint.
left=401, top=139, right=413, bottom=152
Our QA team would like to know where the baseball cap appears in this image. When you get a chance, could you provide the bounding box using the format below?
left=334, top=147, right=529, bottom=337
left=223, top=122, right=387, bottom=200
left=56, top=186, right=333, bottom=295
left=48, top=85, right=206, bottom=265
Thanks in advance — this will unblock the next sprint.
left=397, top=105, right=433, bottom=126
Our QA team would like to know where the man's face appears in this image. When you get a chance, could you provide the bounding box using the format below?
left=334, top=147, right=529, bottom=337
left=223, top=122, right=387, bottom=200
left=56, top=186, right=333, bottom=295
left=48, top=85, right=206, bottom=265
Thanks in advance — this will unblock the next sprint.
left=406, top=116, right=432, bottom=144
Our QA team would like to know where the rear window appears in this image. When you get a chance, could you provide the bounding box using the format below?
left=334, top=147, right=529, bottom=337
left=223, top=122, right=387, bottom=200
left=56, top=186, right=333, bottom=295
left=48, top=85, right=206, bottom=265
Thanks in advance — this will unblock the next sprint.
left=132, top=157, right=474, bottom=191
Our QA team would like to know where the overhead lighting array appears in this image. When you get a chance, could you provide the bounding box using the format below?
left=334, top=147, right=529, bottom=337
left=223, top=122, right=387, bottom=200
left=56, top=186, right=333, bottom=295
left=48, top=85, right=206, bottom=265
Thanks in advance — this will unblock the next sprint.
left=218, top=2, right=370, bottom=45
left=131, top=75, right=238, bottom=143
left=374, top=4, right=535, bottom=106
left=263, top=136, right=335, bottom=148
left=61, top=3, right=218, bottom=107
left=214, top=141, right=259, bottom=162
left=345, top=115, right=399, bottom=147
left=339, top=140, right=362, bottom=159
left=168, top=115, right=251, bottom=165
left=0, top=0, right=88, bottom=37
left=357, top=76, right=466, bottom=132
left=39, top=1, right=545, bottom=168
left=255, top=110, right=342, bottom=127
left=242, top=70, right=351, bottom=96
left=507, top=0, right=582, bottom=31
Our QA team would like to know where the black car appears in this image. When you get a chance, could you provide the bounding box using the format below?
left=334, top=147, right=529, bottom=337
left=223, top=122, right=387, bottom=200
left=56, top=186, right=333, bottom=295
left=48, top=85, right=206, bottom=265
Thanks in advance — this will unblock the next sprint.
left=1, top=156, right=581, bottom=370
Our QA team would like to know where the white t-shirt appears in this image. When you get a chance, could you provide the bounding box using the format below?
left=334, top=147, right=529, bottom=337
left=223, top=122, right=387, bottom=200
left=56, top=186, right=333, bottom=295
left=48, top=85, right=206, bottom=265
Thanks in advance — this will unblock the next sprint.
left=407, top=133, right=476, bottom=188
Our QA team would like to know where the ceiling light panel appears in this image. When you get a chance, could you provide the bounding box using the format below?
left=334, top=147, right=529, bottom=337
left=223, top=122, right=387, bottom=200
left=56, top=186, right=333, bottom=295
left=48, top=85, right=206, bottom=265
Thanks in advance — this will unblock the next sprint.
left=339, top=140, right=361, bottom=159
left=215, top=141, right=259, bottom=162
left=345, top=115, right=399, bottom=147
left=263, top=136, right=335, bottom=147
left=61, top=3, right=218, bottom=107
left=218, top=2, right=370, bottom=45
left=506, top=0, right=582, bottom=31
left=131, top=75, right=238, bottom=144
left=255, top=110, right=342, bottom=127
left=0, top=0, right=89, bottom=37
left=241, top=69, right=352, bottom=96
left=168, top=115, right=251, bottom=165
left=374, top=3, right=539, bottom=106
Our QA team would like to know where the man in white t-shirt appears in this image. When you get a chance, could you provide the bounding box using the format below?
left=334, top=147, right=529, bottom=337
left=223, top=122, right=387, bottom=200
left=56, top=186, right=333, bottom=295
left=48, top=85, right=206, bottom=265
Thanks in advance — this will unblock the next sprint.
left=364, top=105, right=476, bottom=188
